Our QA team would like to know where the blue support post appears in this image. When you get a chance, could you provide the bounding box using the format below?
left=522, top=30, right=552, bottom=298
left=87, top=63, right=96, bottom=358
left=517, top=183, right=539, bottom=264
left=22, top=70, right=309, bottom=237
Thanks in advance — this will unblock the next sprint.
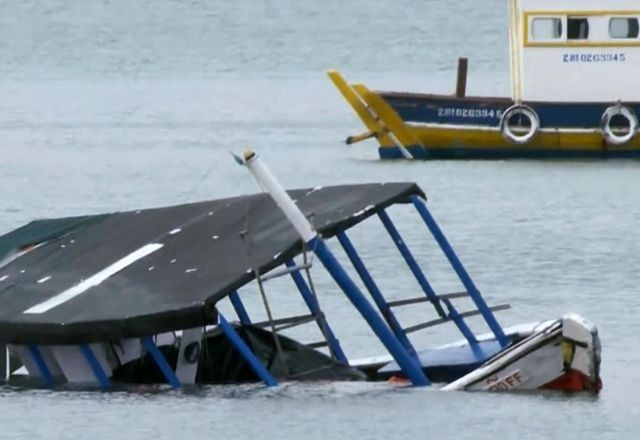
left=311, top=237, right=429, bottom=386
left=79, top=344, right=111, bottom=389
left=336, top=231, right=417, bottom=356
left=441, top=299, right=483, bottom=358
left=27, top=345, right=53, bottom=387
left=142, top=336, right=181, bottom=389
left=229, top=290, right=252, bottom=324
left=218, top=312, right=278, bottom=387
left=378, top=210, right=447, bottom=318
left=410, top=196, right=509, bottom=347
left=285, top=259, right=348, bottom=364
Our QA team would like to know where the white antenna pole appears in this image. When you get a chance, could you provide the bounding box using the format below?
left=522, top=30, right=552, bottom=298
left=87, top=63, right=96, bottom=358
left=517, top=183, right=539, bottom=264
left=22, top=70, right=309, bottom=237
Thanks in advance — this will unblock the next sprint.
left=242, top=149, right=316, bottom=242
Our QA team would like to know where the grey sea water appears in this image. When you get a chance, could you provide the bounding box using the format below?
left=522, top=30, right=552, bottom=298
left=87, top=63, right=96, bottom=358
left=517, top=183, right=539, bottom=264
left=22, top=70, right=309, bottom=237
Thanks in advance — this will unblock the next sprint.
left=1, top=0, right=639, bottom=438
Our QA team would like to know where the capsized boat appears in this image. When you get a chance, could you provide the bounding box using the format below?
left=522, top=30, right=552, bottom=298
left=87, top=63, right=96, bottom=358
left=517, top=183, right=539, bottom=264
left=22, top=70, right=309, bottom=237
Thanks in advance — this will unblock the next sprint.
left=329, top=0, right=640, bottom=159
left=0, top=151, right=600, bottom=392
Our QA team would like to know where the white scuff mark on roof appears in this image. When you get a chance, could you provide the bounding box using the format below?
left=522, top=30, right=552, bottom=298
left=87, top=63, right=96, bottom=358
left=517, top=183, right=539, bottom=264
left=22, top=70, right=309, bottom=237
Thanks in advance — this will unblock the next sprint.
left=208, top=212, right=214, bottom=216
left=0, top=275, right=8, bottom=282
left=306, top=186, right=323, bottom=196
left=170, top=259, right=177, bottom=264
left=246, top=269, right=252, bottom=274
left=23, top=243, right=164, bottom=315
left=136, top=210, right=142, bottom=214
left=37, top=276, right=52, bottom=284
left=273, top=252, right=282, bottom=260
left=212, top=235, right=219, bottom=240
left=185, top=268, right=198, bottom=273
left=60, top=244, right=66, bottom=248
left=70, top=239, right=75, bottom=244
left=353, top=205, right=376, bottom=217
left=148, top=266, right=155, bottom=271
left=20, top=269, right=25, bottom=274
left=169, top=228, right=181, bottom=235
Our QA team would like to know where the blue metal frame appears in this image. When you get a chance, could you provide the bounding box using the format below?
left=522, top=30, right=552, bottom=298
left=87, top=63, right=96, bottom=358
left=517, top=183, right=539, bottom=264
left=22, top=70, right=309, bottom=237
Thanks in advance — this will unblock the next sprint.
left=79, top=344, right=111, bottom=389
left=217, top=312, right=278, bottom=387
left=229, top=290, right=252, bottom=324
left=379, top=209, right=489, bottom=348
left=142, top=336, right=181, bottom=389
left=27, top=345, right=54, bottom=387
left=285, top=259, right=348, bottom=364
left=410, top=196, right=509, bottom=347
left=336, top=231, right=417, bottom=356
left=311, top=237, right=429, bottom=386
left=377, top=210, right=446, bottom=318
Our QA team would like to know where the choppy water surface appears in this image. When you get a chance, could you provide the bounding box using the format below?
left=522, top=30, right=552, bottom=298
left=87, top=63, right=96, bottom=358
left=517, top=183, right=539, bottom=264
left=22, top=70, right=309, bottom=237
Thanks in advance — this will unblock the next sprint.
left=1, top=1, right=639, bottom=438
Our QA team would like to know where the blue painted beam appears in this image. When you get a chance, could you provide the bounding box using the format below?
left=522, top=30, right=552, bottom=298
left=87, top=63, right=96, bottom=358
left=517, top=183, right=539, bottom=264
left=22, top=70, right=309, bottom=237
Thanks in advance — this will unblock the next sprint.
left=336, top=231, right=417, bottom=356
left=229, top=290, right=252, bottom=325
left=218, top=312, right=278, bottom=387
left=142, top=336, right=181, bottom=389
left=27, top=345, right=54, bottom=387
left=378, top=210, right=447, bottom=318
left=443, top=298, right=478, bottom=352
left=410, top=196, right=508, bottom=347
left=285, top=259, right=348, bottom=364
left=311, top=237, right=429, bottom=386
left=79, top=344, right=111, bottom=389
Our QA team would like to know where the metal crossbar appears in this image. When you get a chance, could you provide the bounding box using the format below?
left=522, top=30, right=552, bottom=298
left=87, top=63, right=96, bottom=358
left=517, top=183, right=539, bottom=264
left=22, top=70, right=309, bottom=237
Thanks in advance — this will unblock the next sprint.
left=256, top=272, right=289, bottom=377
left=387, top=291, right=468, bottom=308
left=252, top=314, right=317, bottom=331
left=305, top=341, right=330, bottom=349
left=286, top=258, right=348, bottom=363
left=403, top=304, right=511, bottom=334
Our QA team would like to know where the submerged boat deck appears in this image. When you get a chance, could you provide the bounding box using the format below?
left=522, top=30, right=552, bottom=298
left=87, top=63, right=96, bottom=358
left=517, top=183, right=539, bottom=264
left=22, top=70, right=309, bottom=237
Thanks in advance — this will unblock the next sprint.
left=0, top=151, right=601, bottom=393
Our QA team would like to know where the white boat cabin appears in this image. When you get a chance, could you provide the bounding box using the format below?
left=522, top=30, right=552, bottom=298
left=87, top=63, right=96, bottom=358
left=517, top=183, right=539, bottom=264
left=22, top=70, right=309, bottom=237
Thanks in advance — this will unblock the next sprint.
left=509, top=0, right=640, bottom=102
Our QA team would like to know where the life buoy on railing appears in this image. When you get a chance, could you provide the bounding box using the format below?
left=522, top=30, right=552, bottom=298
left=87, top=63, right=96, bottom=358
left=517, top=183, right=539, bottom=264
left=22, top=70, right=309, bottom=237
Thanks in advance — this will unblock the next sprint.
left=499, top=104, right=540, bottom=145
left=600, top=104, right=638, bottom=146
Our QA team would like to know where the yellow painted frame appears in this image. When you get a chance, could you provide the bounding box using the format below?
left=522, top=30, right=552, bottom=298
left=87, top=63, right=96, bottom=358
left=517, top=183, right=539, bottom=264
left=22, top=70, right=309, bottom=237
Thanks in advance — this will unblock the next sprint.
left=523, top=10, right=640, bottom=47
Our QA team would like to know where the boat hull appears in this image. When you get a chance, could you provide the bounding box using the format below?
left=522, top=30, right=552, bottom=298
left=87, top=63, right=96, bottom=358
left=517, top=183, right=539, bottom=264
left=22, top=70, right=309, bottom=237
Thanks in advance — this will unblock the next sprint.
left=379, top=94, right=640, bottom=159
left=328, top=70, right=640, bottom=160
left=378, top=126, right=640, bottom=160
left=443, top=314, right=601, bottom=392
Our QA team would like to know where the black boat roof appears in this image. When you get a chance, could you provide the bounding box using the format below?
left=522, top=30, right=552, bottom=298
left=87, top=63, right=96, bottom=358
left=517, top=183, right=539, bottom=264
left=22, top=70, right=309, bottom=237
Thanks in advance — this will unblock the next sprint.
left=0, top=183, right=424, bottom=345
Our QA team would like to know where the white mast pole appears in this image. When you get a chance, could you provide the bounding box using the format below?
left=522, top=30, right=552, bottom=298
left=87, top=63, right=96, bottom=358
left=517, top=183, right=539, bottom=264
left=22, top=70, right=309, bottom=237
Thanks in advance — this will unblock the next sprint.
left=242, top=149, right=316, bottom=242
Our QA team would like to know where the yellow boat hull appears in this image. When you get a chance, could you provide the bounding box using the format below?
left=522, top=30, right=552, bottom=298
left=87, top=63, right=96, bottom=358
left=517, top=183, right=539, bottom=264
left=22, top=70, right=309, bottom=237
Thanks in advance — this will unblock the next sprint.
left=378, top=125, right=640, bottom=159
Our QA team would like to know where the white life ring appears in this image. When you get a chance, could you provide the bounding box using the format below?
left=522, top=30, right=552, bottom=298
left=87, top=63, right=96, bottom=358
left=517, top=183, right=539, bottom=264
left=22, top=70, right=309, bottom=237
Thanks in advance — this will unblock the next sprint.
left=499, top=104, right=540, bottom=145
left=600, top=105, right=638, bottom=146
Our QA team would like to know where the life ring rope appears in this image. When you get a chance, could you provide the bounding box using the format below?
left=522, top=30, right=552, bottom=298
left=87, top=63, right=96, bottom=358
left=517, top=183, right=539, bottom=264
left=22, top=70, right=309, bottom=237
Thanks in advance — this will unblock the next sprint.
left=500, top=104, right=540, bottom=145
left=600, top=104, right=638, bottom=146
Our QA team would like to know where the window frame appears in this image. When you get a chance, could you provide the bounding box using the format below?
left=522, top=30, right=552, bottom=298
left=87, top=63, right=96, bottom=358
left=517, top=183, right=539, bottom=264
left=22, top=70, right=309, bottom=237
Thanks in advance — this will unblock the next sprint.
left=524, top=11, right=640, bottom=47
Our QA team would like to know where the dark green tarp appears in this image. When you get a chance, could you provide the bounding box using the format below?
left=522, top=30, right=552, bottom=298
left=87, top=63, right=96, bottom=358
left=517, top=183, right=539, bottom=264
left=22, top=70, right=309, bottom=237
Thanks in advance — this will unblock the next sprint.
left=0, top=215, right=107, bottom=263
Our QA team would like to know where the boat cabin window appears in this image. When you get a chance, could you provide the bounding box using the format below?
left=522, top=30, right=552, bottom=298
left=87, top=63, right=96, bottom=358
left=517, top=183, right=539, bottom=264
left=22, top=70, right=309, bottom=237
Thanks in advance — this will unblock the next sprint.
left=531, top=17, right=562, bottom=40
left=567, top=17, right=589, bottom=40
left=609, top=17, right=640, bottom=39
